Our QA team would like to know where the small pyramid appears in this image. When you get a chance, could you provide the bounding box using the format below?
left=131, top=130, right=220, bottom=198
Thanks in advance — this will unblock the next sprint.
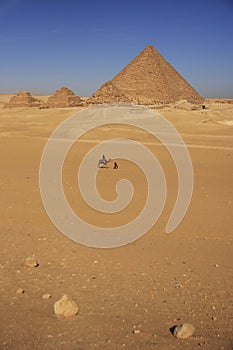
left=4, top=91, right=42, bottom=108
left=45, top=87, right=82, bottom=108
left=88, top=81, right=131, bottom=104
left=88, top=45, right=203, bottom=105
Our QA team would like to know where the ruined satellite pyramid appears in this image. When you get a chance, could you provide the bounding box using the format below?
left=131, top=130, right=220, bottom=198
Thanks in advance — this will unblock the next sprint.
left=88, top=45, right=203, bottom=105
left=4, top=91, right=42, bottom=108
left=45, top=87, right=82, bottom=108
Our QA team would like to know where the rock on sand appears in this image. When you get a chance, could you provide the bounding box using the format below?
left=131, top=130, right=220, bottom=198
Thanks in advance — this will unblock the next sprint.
left=173, top=323, right=195, bottom=339
left=23, top=255, right=39, bottom=267
left=54, top=294, right=79, bottom=318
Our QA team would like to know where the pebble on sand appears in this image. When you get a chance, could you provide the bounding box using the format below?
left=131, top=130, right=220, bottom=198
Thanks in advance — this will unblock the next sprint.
left=54, top=294, right=79, bottom=318
left=23, top=255, right=39, bottom=267
left=16, top=288, right=25, bottom=294
left=42, top=293, right=52, bottom=299
left=173, top=323, right=195, bottom=339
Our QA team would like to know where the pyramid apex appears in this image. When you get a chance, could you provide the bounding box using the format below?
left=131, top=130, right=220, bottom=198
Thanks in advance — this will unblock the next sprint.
left=136, top=45, right=161, bottom=59
left=141, top=45, right=157, bottom=53
left=144, top=45, right=155, bottom=50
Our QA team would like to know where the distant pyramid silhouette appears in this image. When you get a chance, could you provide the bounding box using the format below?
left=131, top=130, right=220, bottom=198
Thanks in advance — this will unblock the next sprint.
left=45, top=87, right=82, bottom=108
left=88, top=45, right=203, bottom=105
left=4, top=91, right=42, bottom=108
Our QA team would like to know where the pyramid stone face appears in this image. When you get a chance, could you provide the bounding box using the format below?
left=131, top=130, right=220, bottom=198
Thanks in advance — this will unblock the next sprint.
left=87, top=81, right=131, bottom=104
left=46, top=87, right=82, bottom=108
left=4, top=91, right=42, bottom=108
left=88, top=45, right=203, bottom=105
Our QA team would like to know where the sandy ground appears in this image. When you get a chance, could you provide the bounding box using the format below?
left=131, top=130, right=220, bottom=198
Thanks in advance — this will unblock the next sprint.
left=0, top=95, right=232, bottom=350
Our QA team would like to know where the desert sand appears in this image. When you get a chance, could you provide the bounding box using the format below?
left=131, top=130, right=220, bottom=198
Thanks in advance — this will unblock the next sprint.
left=0, top=95, right=232, bottom=350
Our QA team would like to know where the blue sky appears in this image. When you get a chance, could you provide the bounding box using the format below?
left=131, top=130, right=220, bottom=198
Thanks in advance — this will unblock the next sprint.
left=0, top=0, right=232, bottom=98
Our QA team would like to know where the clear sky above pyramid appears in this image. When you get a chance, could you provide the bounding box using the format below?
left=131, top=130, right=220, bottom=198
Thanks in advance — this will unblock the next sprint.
left=0, top=0, right=232, bottom=98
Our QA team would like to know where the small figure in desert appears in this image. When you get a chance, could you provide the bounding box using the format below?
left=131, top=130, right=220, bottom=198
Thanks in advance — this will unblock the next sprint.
left=98, top=154, right=110, bottom=168
left=113, top=161, right=118, bottom=169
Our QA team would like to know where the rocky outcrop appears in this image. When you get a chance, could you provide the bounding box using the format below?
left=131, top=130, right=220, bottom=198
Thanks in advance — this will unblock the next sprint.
left=88, top=45, right=204, bottom=105
left=4, top=91, right=42, bottom=108
left=45, top=87, right=82, bottom=108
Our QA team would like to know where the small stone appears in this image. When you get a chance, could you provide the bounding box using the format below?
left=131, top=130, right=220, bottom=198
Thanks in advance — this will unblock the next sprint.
left=42, top=293, right=52, bottom=299
left=23, top=255, right=39, bottom=267
left=16, top=288, right=25, bottom=294
left=173, top=323, right=195, bottom=339
left=54, top=294, right=79, bottom=318
left=214, top=264, right=219, bottom=268
left=174, top=281, right=183, bottom=288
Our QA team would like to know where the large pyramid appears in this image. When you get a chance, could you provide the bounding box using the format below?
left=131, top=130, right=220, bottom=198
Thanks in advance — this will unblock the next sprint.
left=4, top=91, right=42, bottom=108
left=45, top=87, right=82, bottom=108
left=88, top=45, right=203, bottom=105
